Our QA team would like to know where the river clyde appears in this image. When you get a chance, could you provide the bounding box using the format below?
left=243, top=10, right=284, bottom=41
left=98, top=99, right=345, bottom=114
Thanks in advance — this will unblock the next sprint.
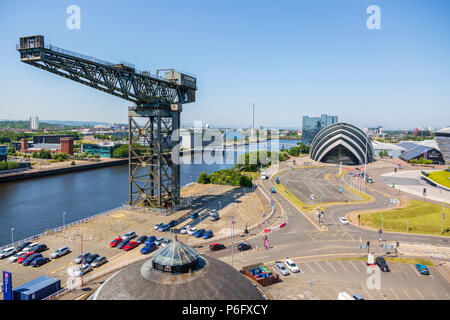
left=0, top=140, right=299, bottom=246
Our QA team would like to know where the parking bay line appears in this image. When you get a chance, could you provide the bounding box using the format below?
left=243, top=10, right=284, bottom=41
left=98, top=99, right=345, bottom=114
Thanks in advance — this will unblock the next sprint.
left=349, top=260, right=360, bottom=272
left=325, top=260, right=338, bottom=272
left=390, top=288, right=400, bottom=300
left=403, top=289, right=412, bottom=300
left=362, top=287, right=374, bottom=300
left=415, top=289, right=425, bottom=300
left=410, top=264, right=422, bottom=278
left=314, top=261, right=327, bottom=273
left=336, top=260, right=348, bottom=272
left=301, top=262, right=316, bottom=274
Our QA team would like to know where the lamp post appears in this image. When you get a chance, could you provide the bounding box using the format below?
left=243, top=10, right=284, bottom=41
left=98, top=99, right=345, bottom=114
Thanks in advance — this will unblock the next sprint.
left=63, top=212, right=66, bottom=227
left=11, top=227, right=14, bottom=245
left=231, top=215, right=235, bottom=268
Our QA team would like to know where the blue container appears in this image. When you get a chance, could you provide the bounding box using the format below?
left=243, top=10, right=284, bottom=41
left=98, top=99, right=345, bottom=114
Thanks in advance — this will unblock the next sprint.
left=13, top=275, right=61, bottom=300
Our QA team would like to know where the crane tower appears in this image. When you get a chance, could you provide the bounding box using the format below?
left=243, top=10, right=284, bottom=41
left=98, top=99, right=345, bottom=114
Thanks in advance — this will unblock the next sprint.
left=17, top=35, right=197, bottom=208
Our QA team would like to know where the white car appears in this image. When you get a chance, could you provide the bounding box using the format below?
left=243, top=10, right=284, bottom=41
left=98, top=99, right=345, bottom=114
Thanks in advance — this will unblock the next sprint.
left=154, top=237, right=164, bottom=246
left=123, top=231, right=136, bottom=240
left=284, top=259, right=300, bottom=273
left=154, top=223, right=164, bottom=230
left=23, top=242, right=39, bottom=253
left=338, top=216, right=349, bottom=225
left=161, top=239, right=171, bottom=247
left=0, top=247, right=17, bottom=259
left=187, top=227, right=197, bottom=236
left=180, top=226, right=189, bottom=235
left=51, top=246, right=71, bottom=259
left=209, top=209, right=217, bottom=216
left=72, top=263, right=92, bottom=277
left=8, top=251, right=25, bottom=263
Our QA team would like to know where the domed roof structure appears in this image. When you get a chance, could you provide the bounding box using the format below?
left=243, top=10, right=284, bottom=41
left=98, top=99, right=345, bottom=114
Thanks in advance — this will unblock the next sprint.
left=91, top=238, right=265, bottom=300
left=310, top=122, right=374, bottom=165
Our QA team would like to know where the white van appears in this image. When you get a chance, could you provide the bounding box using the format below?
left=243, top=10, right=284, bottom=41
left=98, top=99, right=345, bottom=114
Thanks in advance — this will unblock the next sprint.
left=338, top=292, right=354, bottom=300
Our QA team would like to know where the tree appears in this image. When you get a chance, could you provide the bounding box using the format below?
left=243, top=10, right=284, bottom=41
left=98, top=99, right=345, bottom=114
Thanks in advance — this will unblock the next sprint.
left=113, top=144, right=129, bottom=158
left=197, top=171, right=209, bottom=184
left=38, top=149, right=52, bottom=159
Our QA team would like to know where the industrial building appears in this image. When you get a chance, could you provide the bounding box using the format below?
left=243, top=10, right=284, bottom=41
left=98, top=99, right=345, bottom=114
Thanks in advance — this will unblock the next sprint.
left=310, top=122, right=374, bottom=165
left=302, top=114, right=338, bottom=145
left=398, top=139, right=445, bottom=164
left=372, top=140, right=406, bottom=159
left=434, top=127, right=450, bottom=166
left=19, top=135, right=74, bottom=156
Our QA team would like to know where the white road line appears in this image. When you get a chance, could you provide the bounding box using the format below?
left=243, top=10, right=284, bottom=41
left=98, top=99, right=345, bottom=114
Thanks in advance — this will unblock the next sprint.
left=314, top=261, right=326, bottom=273
left=376, top=289, right=387, bottom=300
left=362, top=287, right=374, bottom=300
left=399, top=264, right=410, bottom=277
left=349, top=260, right=360, bottom=272
left=403, top=289, right=412, bottom=300
left=321, top=289, right=334, bottom=300
left=326, top=260, right=338, bottom=272
left=390, top=288, right=400, bottom=300
left=337, top=260, right=348, bottom=272
left=410, top=264, right=421, bottom=278
left=302, top=263, right=316, bottom=274
left=416, top=289, right=425, bottom=300
left=430, top=290, right=439, bottom=300
left=429, top=272, right=434, bottom=280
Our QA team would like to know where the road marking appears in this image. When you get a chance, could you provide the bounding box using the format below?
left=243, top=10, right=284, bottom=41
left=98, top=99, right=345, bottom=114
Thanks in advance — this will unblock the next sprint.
left=349, top=261, right=360, bottom=272
left=410, top=264, right=421, bottom=278
left=399, top=264, right=410, bottom=277
left=376, top=289, right=387, bottom=300
left=314, top=261, right=326, bottom=273
left=362, top=287, right=374, bottom=300
left=390, top=288, right=400, bottom=300
left=302, top=263, right=316, bottom=274
left=415, top=289, right=425, bottom=300
left=336, top=260, right=348, bottom=272
left=320, top=289, right=334, bottom=300
left=325, top=260, right=337, bottom=272
left=403, top=289, right=412, bottom=300
left=430, top=290, right=439, bottom=300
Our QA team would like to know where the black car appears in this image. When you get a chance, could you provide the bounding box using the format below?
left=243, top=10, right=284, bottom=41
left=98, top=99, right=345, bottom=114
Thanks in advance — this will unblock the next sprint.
left=117, top=239, right=129, bottom=250
left=237, top=243, right=251, bottom=251
left=22, top=253, right=43, bottom=266
left=136, top=235, right=148, bottom=244
left=16, top=241, right=32, bottom=252
left=85, top=253, right=99, bottom=264
left=209, top=243, right=225, bottom=251
left=375, top=256, right=390, bottom=272
left=168, top=220, right=177, bottom=228
left=32, top=257, right=50, bottom=268
left=33, top=244, right=48, bottom=253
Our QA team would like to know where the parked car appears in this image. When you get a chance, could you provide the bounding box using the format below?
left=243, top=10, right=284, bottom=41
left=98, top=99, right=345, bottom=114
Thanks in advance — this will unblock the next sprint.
left=209, top=243, right=225, bottom=251
left=158, top=224, right=171, bottom=232
left=189, top=212, right=198, bottom=219
left=168, top=220, right=177, bottom=227
left=136, top=235, right=148, bottom=244
left=210, top=214, right=220, bottom=221
left=16, top=241, right=32, bottom=252
left=209, top=209, right=217, bottom=216
left=140, top=243, right=158, bottom=254
left=154, top=237, right=165, bottom=246
left=180, top=226, right=188, bottom=234
left=375, top=256, right=390, bottom=272
left=0, top=247, right=17, bottom=259
left=85, top=254, right=100, bottom=265
left=8, top=251, right=26, bottom=263
left=74, top=252, right=91, bottom=264
left=17, top=252, right=35, bottom=264
left=284, top=258, right=300, bottom=273
left=144, top=236, right=156, bottom=245
left=117, top=239, right=129, bottom=250
left=338, top=216, right=349, bottom=225
left=109, top=237, right=123, bottom=248
left=187, top=227, right=197, bottom=236
left=31, top=257, right=50, bottom=268
left=237, top=243, right=251, bottom=251
left=33, top=244, right=48, bottom=253
left=123, top=231, right=137, bottom=241
left=274, top=261, right=290, bottom=276
left=352, top=293, right=365, bottom=300
left=50, top=246, right=70, bottom=259
left=22, top=253, right=43, bottom=266
left=23, top=243, right=39, bottom=253
left=194, top=229, right=206, bottom=238
left=161, top=239, right=171, bottom=247
left=338, top=292, right=354, bottom=300
left=202, top=230, right=214, bottom=239
left=123, top=241, right=139, bottom=251
left=91, top=256, right=107, bottom=268
left=154, top=223, right=164, bottom=230
left=73, top=263, right=92, bottom=277
left=415, top=263, right=430, bottom=275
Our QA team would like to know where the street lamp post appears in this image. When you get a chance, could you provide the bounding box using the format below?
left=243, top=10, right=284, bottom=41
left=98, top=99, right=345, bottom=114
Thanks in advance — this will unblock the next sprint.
left=63, top=212, right=66, bottom=227
left=11, top=227, right=14, bottom=245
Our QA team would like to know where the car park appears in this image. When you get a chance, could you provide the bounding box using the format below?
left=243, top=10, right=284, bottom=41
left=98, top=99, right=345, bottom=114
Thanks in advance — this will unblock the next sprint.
left=202, top=230, right=213, bottom=239
left=33, top=244, right=48, bottom=253
left=0, top=247, right=17, bottom=259
left=145, top=236, right=157, bottom=246
left=123, top=231, right=137, bottom=240
left=161, top=239, right=171, bottom=247
left=136, top=235, right=148, bottom=244
left=17, top=252, right=35, bottom=264
left=187, top=227, right=197, bottom=236
left=8, top=251, right=26, bottom=263
left=189, top=212, right=198, bottom=219
left=123, top=241, right=139, bottom=251
left=74, top=252, right=91, bottom=264
left=32, top=257, right=50, bottom=268
left=22, top=253, right=43, bottom=266
left=375, top=256, right=390, bottom=272
left=50, top=246, right=70, bottom=259
left=154, top=237, right=164, bottom=246
left=140, top=243, right=158, bottom=254
left=23, top=243, right=39, bottom=253
left=110, top=237, right=123, bottom=248
left=154, top=223, right=164, bottom=230
left=91, top=256, right=107, bottom=268
left=117, top=239, right=129, bottom=250
left=274, top=261, right=290, bottom=276
left=194, top=229, right=206, bottom=238
left=415, top=263, right=430, bottom=275
left=209, top=243, right=225, bottom=251
left=338, top=216, right=349, bottom=225
left=237, top=243, right=251, bottom=251
left=284, top=259, right=300, bottom=273
left=16, top=241, right=32, bottom=252
left=85, top=254, right=100, bottom=265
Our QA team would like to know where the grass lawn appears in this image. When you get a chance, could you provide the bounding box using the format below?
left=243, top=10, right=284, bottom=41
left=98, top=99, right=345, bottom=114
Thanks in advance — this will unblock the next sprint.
left=426, top=170, right=450, bottom=188
left=360, top=199, right=450, bottom=236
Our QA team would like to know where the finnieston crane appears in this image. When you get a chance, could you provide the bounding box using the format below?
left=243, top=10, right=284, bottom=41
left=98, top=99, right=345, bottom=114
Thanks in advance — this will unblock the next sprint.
left=17, top=35, right=197, bottom=208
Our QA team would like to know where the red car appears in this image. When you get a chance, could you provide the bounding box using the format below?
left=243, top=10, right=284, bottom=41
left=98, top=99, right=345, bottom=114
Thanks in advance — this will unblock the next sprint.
left=17, top=252, right=35, bottom=264
left=123, top=241, right=138, bottom=251
left=110, top=237, right=123, bottom=248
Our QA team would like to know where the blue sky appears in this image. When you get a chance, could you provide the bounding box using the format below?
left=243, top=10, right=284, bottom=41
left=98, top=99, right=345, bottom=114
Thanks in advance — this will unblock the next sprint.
left=0, top=0, right=449, bottom=130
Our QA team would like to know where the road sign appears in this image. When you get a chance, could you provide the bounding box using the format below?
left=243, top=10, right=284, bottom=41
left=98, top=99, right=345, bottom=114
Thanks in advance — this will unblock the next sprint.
left=2, top=271, right=13, bottom=300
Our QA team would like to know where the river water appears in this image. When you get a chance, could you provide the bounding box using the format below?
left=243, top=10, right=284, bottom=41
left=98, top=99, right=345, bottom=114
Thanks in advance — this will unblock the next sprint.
left=0, top=140, right=299, bottom=246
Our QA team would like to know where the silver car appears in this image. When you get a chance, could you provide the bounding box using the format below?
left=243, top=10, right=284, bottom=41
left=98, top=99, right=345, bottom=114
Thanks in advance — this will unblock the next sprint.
left=0, top=247, right=17, bottom=259
left=274, top=262, right=290, bottom=276
left=74, top=252, right=91, bottom=264
left=50, top=246, right=70, bottom=259
left=161, top=239, right=171, bottom=247
left=91, top=256, right=107, bottom=268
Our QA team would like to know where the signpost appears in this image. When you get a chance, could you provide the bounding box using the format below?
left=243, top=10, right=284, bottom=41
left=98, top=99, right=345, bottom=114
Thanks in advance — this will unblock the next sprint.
left=2, top=271, right=13, bottom=300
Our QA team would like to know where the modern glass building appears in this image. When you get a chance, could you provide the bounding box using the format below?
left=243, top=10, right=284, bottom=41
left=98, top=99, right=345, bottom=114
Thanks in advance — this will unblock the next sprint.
left=81, top=143, right=121, bottom=158
left=435, top=128, right=450, bottom=166
left=302, top=114, right=338, bottom=145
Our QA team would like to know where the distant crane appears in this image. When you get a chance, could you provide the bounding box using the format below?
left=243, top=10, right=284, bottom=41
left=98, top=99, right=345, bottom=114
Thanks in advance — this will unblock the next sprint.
left=17, top=35, right=197, bottom=208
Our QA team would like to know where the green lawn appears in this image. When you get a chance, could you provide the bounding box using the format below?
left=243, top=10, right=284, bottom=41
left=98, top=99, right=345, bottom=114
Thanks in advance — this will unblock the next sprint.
left=426, top=170, right=450, bottom=188
left=360, top=200, right=450, bottom=236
